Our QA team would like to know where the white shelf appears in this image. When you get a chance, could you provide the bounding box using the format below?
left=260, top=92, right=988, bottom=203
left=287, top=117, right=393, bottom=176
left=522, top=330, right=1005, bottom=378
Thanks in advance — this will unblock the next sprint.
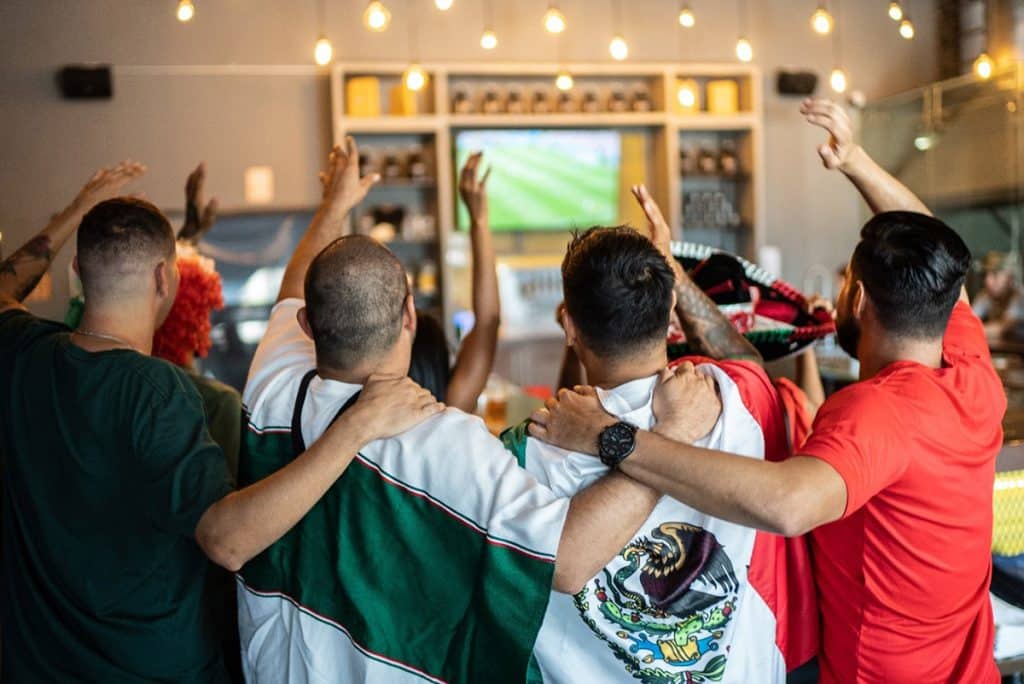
left=449, top=112, right=668, bottom=128
left=673, top=113, right=759, bottom=130
left=339, top=116, right=441, bottom=134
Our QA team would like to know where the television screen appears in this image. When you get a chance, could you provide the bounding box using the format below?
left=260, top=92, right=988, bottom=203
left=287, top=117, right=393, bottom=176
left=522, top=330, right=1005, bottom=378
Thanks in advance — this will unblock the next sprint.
left=454, top=129, right=622, bottom=231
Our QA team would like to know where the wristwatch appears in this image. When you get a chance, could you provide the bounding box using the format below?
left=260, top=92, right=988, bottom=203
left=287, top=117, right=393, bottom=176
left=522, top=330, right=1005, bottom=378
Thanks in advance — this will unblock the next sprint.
left=598, top=421, right=639, bottom=468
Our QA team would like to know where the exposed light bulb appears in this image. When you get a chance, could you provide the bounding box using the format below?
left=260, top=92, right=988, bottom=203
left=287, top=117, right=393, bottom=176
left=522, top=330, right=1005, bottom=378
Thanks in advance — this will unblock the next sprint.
left=913, top=134, right=934, bottom=151
left=974, top=52, right=994, bottom=80
left=544, top=6, right=566, bottom=34
left=480, top=28, right=498, bottom=50
left=555, top=70, right=574, bottom=91
left=887, top=2, right=903, bottom=21
left=899, top=18, right=915, bottom=39
left=677, top=84, right=697, bottom=108
left=404, top=64, right=427, bottom=92
left=176, top=0, right=195, bottom=22
left=811, top=7, right=833, bottom=35
left=314, top=36, right=333, bottom=65
left=830, top=68, right=848, bottom=93
left=363, top=1, right=391, bottom=32
left=609, top=34, right=629, bottom=61
left=678, top=5, right=695, bottom=28
left=735, top=37, right=753, bottom=63
left=435, top=0, right=454, bottom=9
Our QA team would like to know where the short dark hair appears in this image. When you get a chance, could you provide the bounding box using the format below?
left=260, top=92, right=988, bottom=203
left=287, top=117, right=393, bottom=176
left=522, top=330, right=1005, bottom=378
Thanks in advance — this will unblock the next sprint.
left=408, top=311, right=450, bottom=402
left=561, top=226, right=675, bottom=358
left=304, top=235, right=409, bottom=371
left=76, top=198, right=175, bottom=294
left=850, top=211, right=971, bottom=338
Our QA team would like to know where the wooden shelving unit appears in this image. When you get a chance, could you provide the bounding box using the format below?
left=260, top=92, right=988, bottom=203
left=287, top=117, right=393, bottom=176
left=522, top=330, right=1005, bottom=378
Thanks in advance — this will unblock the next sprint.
left=329, top=61, right=764, bottom=328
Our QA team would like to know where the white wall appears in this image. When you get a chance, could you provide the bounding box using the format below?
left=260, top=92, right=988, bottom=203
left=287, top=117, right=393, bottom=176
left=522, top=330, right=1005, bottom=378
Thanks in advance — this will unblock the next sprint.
left=0, top=0, right=939, bottom=317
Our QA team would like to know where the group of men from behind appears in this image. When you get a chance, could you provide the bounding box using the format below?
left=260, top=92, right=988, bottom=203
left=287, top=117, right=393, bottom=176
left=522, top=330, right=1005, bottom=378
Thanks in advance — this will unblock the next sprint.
left=0, top=99, right=1004, bottom=683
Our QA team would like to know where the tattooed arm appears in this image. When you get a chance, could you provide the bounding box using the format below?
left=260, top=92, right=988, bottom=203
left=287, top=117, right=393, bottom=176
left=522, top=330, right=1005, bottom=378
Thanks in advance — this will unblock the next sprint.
left=0, top=161, right=146, bottom=313
left=177, top=162, right=219, bottom=245
left=630, top=184, right=762, bottom=363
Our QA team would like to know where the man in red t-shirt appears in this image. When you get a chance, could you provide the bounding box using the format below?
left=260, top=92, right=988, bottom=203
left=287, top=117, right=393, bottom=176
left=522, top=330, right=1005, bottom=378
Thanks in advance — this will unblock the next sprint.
left=528, top=99, right=1004, bottom=683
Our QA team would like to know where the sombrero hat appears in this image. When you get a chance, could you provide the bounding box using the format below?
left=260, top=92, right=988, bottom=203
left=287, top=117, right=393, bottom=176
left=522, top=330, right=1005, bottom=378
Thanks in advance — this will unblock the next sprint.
left=668, top=242, right=836, bottom=362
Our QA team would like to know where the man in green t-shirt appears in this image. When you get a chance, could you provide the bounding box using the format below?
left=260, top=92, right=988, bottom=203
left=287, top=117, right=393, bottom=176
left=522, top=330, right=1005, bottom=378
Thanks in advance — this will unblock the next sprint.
left=0, top=162, right=443, bottom=682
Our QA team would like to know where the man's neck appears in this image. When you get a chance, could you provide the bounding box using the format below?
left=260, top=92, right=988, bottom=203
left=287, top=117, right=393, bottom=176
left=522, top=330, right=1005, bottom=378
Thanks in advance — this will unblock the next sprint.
left=75, top=306, right=155, bottom=355
left=857, top=333, right=944, bottom=380
left=584, top=349, right=669, bottom=390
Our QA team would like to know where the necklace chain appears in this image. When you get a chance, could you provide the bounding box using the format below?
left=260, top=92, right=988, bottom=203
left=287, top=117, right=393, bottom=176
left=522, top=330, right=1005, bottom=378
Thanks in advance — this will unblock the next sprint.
left=73, top=329, right=138, bottom=352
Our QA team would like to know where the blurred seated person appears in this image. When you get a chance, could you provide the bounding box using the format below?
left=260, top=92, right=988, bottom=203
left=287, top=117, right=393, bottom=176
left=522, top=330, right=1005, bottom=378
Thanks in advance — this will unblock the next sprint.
left=973, top=251, right=1024, bottom=344
left=409, top=152, right=499, bottom=412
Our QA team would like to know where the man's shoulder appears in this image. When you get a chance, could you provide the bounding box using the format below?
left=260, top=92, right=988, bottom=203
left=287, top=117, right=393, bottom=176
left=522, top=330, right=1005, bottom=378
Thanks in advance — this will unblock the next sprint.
left=0, top=308, right=67, bottom=351
left=121, top=355, right=204, bottom=407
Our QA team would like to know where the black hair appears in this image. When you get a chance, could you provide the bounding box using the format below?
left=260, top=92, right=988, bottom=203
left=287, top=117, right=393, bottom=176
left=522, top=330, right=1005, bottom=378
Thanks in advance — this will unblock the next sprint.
left=850, top=211, right=971, bottom=338
left=304, top=235, right=409, bottom=371
left=408, top=311, right=450, bottom=402
left=561, top=226, right=675, bottom=358
left=76, top=197, right=175, bottom=293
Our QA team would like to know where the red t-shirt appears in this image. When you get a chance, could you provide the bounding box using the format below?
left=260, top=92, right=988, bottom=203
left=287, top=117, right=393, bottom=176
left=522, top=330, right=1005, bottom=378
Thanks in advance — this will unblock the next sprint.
left=802, top=301, right=1005, bottom=683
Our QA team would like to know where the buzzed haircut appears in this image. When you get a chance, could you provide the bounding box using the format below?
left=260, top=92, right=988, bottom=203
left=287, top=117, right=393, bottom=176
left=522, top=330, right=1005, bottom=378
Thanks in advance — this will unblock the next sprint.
left=850, top=211, right=971, bottom=339
left=76, top=198, right=175, bottom=295
left=304, top=235, right=410, bottom=371
left=561, top=226, right=675, bottom=359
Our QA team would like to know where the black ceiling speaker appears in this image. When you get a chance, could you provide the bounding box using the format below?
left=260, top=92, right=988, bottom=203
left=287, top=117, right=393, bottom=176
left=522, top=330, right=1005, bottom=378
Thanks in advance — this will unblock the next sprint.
left=56, top=65, right=113, bottom=99
left=776, top=70, right=818, bottom=97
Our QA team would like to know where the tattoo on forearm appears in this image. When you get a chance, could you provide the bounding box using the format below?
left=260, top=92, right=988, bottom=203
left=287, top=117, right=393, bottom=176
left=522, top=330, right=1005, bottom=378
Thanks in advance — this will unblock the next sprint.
left=0, top=235, right=54, bottom=302
left=675, top=275, right=761, bottom=362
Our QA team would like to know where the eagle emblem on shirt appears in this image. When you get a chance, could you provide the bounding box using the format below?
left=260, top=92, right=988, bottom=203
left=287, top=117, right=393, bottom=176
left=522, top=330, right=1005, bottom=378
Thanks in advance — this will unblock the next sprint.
left=573, top=522, right=738, bottom=683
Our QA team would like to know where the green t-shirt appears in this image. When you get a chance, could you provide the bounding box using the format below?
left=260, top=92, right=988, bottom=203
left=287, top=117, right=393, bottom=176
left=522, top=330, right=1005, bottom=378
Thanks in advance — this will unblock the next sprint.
left=0, top=309, right=235, bottom=683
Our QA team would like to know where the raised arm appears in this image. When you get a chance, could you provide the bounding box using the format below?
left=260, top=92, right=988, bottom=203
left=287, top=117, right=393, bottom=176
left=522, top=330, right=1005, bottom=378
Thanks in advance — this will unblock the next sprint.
left=195, top=374, right=443, bottom=571
left=800, top=99, right=965, bottom=302
left=0, top=161, right=145, bottom=313
left=801, top=98, right=931, bottom=216
left=446, top=152, right=501, bottom=412
left=177, top=162, right=219, bottom=245
left=631, top=184, right=761, bottom=362
left=276, top=138, right=380, bottom=302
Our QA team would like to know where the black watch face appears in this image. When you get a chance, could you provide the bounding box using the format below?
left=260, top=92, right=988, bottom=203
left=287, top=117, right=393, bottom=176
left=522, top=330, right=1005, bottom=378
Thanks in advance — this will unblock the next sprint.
left=600, top=422, right=637, bottom=465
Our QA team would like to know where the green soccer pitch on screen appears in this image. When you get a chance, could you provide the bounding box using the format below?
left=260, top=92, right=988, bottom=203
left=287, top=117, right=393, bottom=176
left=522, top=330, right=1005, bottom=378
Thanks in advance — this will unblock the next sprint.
left=454, top=129, right=622, bottom=232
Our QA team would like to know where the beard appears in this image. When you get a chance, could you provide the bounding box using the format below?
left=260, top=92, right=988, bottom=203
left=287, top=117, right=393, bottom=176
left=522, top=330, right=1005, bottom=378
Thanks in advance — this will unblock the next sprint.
left=835, top=314, right=861, bottom=360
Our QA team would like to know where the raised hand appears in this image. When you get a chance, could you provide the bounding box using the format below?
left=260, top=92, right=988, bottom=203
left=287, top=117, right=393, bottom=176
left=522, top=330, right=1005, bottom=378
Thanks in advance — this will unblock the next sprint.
left=631, top=183, right=683, bottom=279
left=319, top=136, right=380, bottom=218
left=72, top=161, right=147, bottom=211
left=528, top=386, right=617, bottom=456
left=179, top=162, right=219, bottom=244
left=346, top=374, right=445, bottom=441
left=652, top=361, right=721, bottom=443
left=800, top=98, right=857, bottom=171
left=458, top=151, right=491, bottom=228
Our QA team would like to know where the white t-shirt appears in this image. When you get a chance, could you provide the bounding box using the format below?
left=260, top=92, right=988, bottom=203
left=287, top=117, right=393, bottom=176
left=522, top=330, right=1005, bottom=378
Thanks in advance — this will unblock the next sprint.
left=515, top=367, right=787, bottom=684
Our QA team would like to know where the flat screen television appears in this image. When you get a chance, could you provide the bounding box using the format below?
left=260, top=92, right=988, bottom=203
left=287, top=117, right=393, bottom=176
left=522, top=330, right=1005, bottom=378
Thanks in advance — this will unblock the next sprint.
left=454, top=129, right=622, bottom=231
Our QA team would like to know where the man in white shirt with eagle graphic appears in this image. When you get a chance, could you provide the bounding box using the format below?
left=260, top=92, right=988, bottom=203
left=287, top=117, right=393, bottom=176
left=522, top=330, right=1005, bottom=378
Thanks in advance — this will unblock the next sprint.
left=500, top=186, right=816, bottom=683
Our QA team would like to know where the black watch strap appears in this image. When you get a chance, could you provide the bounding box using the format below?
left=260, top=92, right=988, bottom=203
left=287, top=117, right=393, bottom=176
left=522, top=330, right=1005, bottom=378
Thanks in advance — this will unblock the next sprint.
left=598, top=421, right=638, bottom=468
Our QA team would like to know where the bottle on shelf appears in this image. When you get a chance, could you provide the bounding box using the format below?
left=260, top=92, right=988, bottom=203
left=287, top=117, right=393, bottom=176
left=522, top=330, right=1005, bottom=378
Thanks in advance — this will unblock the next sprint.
left=382, top=150, right=402, bottom=180
left=532, top=90, right=552, bottom=114
left=719, top=139, right=740, bottom=177
left=482, top=88, right=503, bottom=115
left=507, top=89, right=526, bottom=114
left=453, top=89, right=474, bottom=114
left=697, top=145, right=718, bottom=175
left=679, top=145, right=697, bottom=176
left=557, top=91, right=577, bottom=113
left=582, top=91, right=601, bottom=113
left=631, top=88, right=652, bottom=112
left=407, top=146, right=428, bottom=180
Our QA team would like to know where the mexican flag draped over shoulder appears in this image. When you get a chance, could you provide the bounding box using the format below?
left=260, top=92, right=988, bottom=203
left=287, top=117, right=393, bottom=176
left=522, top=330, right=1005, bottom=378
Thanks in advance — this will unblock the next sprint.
left=237, top=409, right=559, bottom=684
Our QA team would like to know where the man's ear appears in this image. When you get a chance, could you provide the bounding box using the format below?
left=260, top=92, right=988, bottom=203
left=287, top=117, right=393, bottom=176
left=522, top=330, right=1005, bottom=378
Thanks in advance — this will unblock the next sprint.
left=403, top=294, right=417, bottom=335
left=853, top=280, right=868, bottom=321
left=154, top=260, right=169, bottom=298
left=297, top=307, right=314, bottom=340
left=72, top=255, right=80, bottom=277
left=563, top=309, right=579, bottom=348
left=669, top=289, right=678, bottom=316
